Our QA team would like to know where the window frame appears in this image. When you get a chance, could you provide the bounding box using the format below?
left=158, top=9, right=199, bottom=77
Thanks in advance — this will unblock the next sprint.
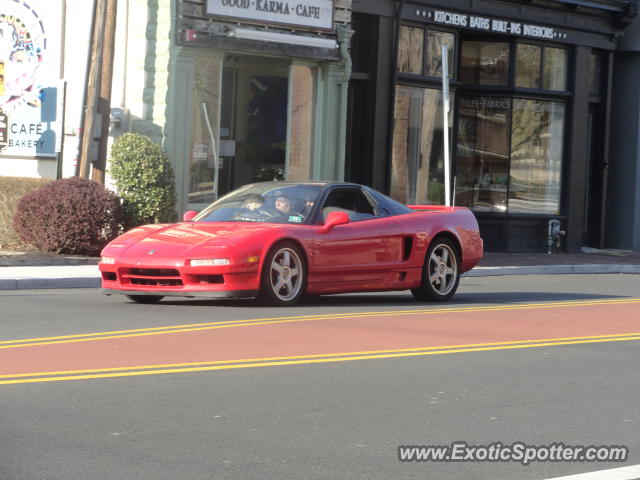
left=511, top=40, right=571, bottom=95
left=396, top=22, right=459, bottom=83
left=312, top=185, right=383, bottom=225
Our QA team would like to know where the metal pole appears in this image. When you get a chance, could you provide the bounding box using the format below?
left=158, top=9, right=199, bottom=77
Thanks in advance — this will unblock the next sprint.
left=442, top=45, right=451, bottom=207
left=201, top=103, right=219, bottom=200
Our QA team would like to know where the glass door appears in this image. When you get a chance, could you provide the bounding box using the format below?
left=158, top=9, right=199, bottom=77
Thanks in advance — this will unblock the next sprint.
left=219, top=55, right=291, bottom=194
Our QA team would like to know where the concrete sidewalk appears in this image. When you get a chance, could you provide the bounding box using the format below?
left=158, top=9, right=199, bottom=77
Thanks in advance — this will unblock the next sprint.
left=1, top=250, right=639, bottom=290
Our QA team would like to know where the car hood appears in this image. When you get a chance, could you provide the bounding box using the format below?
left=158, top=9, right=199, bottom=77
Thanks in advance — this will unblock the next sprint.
left=105, top=222, right=279, bottom=260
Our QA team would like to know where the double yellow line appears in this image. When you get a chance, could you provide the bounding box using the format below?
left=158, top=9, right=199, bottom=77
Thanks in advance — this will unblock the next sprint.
left=1, top=298, right=639, bottom=385
left=2, top=332, right=640, bottom=385
left=1, top=298, right=639, bottom=350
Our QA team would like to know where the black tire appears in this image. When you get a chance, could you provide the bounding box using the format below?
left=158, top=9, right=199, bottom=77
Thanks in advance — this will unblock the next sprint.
left=411, top=237, right=461, bottom=302
left=258, top=241, right=307, bottom=306
left=126, top=295, right=164, bottom=304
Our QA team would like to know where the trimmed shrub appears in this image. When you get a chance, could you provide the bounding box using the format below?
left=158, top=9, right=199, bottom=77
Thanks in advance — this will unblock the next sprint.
left=0, top=176, right=52, bottom=250
left=109, top=133, right=177, bottom=228
left=13, top=177, right=124, bottom=256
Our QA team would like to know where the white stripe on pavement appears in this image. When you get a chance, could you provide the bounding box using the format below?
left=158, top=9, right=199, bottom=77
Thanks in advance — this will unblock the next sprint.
left=545, top=465, right=640, bottom=480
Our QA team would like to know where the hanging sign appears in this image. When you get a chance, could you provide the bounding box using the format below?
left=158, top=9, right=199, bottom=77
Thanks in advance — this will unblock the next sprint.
left=0, top=0, right=63, bottom=158
left=206, top=0, right=334, bottom=31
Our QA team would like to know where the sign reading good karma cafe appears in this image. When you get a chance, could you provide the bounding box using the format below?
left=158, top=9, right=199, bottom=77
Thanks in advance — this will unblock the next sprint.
left=206, top=0, right=334, bottom=31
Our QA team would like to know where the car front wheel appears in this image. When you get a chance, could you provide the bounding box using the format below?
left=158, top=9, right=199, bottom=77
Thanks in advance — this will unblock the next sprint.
left=411, top=237, right=460, bottom=302
left=259, top=241, right=306, bottom=306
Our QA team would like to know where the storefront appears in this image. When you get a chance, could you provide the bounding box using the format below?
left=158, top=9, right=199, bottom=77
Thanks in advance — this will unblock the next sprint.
left=171, top=0, right=352, bottom=212
left=348, top=0, right=636, bottom=252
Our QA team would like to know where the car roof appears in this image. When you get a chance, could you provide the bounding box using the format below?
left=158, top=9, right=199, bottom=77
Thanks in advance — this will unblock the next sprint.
left=248, top=181, right=364, bottom=189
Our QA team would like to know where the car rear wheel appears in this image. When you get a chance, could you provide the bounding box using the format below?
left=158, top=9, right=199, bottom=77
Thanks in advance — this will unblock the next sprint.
left=126, top=295, right=164, bottom=304
left=259, top=241, right=306, bottom=306
left=411, top=237, right=460, bottom=302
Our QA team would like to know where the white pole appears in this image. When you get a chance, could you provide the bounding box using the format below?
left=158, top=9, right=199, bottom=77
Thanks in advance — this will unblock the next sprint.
left=201, top=103, right=219, bottom=200
left=441, top=45, right=451, bottom=207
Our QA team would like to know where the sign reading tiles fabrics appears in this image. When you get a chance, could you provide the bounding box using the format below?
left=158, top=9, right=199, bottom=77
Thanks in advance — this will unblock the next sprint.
left=411, top=8, right=569, bottom=40
left=206, top=0, right=334, bottom=31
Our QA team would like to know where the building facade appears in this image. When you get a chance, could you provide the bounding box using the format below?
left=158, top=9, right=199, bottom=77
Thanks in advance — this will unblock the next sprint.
left=609, top=9, right=640, bottom=251
left=3, top=0, right=640, bottom=253
left=347, top=0, right=636, bottom=252
left=154, top=0, right=352, bottom=213
left=0, top=0, right=353, bottom=216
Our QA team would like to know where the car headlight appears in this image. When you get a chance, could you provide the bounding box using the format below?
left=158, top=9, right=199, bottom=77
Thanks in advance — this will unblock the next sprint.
left=101, top=256, right=116, bottom=264
left=189, top=258, right=230, bottom=266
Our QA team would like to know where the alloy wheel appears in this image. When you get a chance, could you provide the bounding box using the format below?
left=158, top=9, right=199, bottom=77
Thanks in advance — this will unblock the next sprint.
left=268, top=247, right=303, bottom=302
left=427, top=243, right=458, bottom=296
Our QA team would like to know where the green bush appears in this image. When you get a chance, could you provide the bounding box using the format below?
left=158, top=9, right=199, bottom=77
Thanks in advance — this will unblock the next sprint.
left=13, top=177, right=124, bottom=256
left=0, top=176, right=51, bottom=250
left=109, top=133, right=177, bottom=228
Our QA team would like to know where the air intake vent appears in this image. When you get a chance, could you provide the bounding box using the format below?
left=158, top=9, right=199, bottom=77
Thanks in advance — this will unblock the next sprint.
left=403, top=237, right=414, bottom=260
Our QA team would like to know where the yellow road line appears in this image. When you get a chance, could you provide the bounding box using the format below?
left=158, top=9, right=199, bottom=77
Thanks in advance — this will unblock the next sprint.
left=2, top=333, right=640, bottom=385
left=1, top=298, right=639, bottom=350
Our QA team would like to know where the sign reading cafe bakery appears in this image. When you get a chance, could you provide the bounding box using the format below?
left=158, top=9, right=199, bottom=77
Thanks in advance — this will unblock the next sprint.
left=206, top=0, right=334, bottom=31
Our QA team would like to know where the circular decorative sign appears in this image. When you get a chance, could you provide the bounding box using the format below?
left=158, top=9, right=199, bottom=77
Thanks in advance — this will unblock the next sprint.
left=0, top=0, right=47, bottom=109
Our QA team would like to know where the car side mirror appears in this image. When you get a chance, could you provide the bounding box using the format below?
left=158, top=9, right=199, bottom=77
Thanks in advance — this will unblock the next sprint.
left=320, top=211, right=349, bottom=233
left=183, top=210, right=198, bottom=222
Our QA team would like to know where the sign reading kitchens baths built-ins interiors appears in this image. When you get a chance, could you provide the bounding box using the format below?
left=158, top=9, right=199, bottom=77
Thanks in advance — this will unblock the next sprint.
left=206, top=0, right=334, bottom=31
left=414, top=8, right=569, bottom=40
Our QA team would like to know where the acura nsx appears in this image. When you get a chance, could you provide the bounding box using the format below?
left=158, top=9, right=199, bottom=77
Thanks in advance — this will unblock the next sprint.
left=99, top=182, right=483, bottom=305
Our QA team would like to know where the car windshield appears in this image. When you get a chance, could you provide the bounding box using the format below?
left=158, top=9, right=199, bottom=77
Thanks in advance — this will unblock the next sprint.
left=192, top=183, right=324, bottom=224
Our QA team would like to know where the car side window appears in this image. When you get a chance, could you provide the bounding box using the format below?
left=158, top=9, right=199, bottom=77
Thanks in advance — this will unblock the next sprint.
left=321, top=188, right=377, bottom=222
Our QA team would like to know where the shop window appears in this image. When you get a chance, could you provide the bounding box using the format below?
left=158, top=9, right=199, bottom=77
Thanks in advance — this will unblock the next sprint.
left=425, top=30, right=455, bottom=77
left=287, top=65, right=317, bottom=181
left=460, top=41, right=509, bottom=86
left=455, top=96, right=565, bottom=214
left=509, top=99, right=565, bottom=214
left=543, top=47, right=567, bottom=91
left=455, top=97, right=511, bottom=212
left=189, top=54, right=223, bottom=204
left=398, top=26, right=455, bottom=78
left=398, top=26, right=424, bottom=74
left=391, top=86, right=452, bottom=205
left=515, top=44, right=541, bottom=89
left=589, top=53, right=603, bottom=96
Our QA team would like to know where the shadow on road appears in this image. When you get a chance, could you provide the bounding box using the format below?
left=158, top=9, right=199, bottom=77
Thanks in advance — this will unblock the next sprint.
left=154, top=291, right=626, bottom=309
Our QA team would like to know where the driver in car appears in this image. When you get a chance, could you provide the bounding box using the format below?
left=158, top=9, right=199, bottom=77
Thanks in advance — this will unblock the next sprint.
left=234, top=194, right=270, bottom=221
left=274, top=195, right=292, bottom=215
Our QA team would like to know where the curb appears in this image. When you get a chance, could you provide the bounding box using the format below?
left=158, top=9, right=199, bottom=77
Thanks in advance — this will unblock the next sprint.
left=0, top=278, right=101, bottom=290
left=0, top=264, right=639, bottom=290
left=0, top=257, right=99, bottom=267
left=463, top=264, right=640, bottom=277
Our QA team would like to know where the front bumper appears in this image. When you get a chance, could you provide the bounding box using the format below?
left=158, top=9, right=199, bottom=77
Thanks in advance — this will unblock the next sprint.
left=99, top=261, right=261, bottom=295
left=103, top=288, right=259, bottom=299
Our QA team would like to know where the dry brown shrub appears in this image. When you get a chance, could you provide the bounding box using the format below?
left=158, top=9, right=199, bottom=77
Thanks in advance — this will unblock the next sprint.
left=0, top=176, right=52, bottom=250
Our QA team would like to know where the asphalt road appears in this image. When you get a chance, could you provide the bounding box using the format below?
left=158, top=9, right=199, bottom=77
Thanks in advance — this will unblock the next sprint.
left=1, top=274, right=639, bottom=480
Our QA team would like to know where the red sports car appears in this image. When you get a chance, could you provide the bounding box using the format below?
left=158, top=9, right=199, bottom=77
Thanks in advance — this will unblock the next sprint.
left=99, top=182, right=483, bottom=305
